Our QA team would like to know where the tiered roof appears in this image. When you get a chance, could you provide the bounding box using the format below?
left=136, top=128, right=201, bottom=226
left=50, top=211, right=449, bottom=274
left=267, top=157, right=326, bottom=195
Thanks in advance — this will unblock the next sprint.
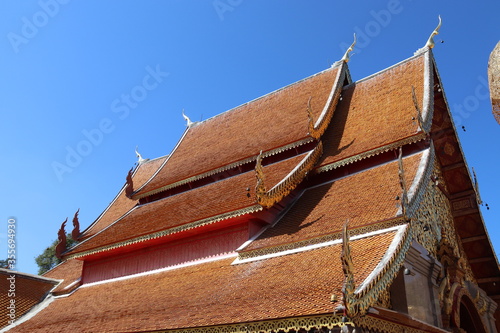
left=133, top=62, right=347, bottom=198
left=242, top=151, right=426, bottom=255
left=81, top=156, right=166, bottom=240
left=42, top=259, right=83, bottom=295
left=7, top=230, right=402, bottom=332
left=5, top=46, right=500, bottom=333
left=318, top=55, right=428, bottom=170
left=67, top=152, right=312, bottom=258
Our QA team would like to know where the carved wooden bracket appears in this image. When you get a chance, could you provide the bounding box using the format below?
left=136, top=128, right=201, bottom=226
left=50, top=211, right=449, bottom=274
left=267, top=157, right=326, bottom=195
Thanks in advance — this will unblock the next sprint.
left=341, top=219, right=357, bottom=318
left=398, top=147, right=409, bottom=219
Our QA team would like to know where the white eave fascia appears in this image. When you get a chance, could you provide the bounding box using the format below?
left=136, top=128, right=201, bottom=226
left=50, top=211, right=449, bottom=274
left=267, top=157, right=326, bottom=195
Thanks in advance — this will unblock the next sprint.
left=233, top=225, right=405, bottom=265
left=355, top=224, right=408, bottom=294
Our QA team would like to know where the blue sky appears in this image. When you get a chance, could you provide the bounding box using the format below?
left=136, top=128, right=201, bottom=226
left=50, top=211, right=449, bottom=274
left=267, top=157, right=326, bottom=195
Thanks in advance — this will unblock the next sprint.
left=0, top=1, right=499, bottom=275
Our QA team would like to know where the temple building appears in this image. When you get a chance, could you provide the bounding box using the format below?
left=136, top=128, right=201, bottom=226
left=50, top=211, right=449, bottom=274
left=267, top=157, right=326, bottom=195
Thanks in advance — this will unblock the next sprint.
left=2, top=32, right=500, bottom=332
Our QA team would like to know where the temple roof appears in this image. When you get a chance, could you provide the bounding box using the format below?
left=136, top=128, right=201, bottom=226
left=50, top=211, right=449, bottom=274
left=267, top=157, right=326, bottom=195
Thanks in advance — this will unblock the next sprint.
left=7, top=46, right=500, bottom=332
left=66, top=151, right=313, bottom=258
left=318, top=53, right=428, bottom=171
left=133, top=62, right=347, bottom=198
left=0, top=269, right=59, bottom=330
left=6, top=228, right=403, bottom=333
left=243, top=150, right=427, bottom=254
left=42, top=259, right=83, bottom=295
left=80, top=156, right=166, bottom=240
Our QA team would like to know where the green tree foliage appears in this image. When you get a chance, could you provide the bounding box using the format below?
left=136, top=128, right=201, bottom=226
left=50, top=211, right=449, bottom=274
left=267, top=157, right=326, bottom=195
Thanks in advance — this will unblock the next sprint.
left=0, top=259, right=9, bottom=269
left=35, top=233, right=77, bottom=275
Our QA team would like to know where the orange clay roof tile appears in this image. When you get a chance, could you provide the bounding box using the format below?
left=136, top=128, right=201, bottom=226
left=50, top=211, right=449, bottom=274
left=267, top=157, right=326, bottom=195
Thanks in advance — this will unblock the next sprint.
left=243, top=151, right=424, bottom=252
left=0, top=270, right=58, bottom=330
left=81, top=157, right=166, bottom=239
left=137, top=65, right=343, bottom=196
left=42, top=259, right=83, bottom=294
left=8, top=230, right=397, bottom=333
left=68, top=153, right=310, bottom=256
left=319, top=54, right=425, bottom=168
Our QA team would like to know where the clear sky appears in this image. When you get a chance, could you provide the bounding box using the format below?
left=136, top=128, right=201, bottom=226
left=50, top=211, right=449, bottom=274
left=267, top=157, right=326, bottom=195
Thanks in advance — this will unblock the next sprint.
left=0, top=1, right=499, bottom=275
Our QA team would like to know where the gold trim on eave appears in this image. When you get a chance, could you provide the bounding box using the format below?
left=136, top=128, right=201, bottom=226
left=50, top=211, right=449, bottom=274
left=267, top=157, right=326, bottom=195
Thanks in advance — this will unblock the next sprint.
left=133, top=137, right=315, bottom=200
left=66, top=205, right=263, bottom=260
left=256, top=141, right=323, bottom=208
left=316, top=133, right=428, bottom=174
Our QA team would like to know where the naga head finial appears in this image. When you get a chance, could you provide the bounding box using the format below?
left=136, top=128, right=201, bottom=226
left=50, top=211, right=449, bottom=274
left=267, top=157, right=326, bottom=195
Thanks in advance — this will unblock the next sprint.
left=55, top=218, right=68, bottom=259
left=125, top=167, right=134, bottom=199
left=182, top=109, right=194, bottom=127
left=425, top=15, right=442, bottom=49
left=135, top=146, right=147, bottom=164
left=340, top=33, right=357, bottom=64
left=71, top=208, right=81, bottom=242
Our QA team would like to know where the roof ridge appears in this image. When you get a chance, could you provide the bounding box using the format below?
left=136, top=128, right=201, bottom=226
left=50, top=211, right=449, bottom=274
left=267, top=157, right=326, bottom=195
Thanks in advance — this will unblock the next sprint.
left=195, top=65, right=342, bottom=127
left=344, top=49, right=429, bottom=88
left=132, top=127, right=191, bottom=196
left=133, top=137, right=315, bottom=200
left=140, top=154, right=168, bottom=164
left=0, top=268, right=60, bottom=283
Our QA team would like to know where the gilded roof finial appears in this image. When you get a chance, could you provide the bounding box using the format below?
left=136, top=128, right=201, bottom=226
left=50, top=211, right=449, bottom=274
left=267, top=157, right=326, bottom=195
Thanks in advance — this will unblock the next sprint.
left=341, top=219, right=357, bottom=318
left=425, top=15, right=442, bottom=49
left=182, top=109, right=194, bottom=127
left=135, top=146, right=148, bottom=164
left=340, top=33, right=356, bottom=64
left=415, top=16, right=442, bottom=55
left=255, top=150, right=267, bottom=198
left=398, top=147, right=409, bottom=218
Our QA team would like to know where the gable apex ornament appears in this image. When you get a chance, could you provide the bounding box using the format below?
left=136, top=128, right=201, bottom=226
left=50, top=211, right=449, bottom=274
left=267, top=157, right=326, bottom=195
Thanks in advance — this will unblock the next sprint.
left=415, top=15, right=442, bottom=55
left=135, top=146, right=149, bottom=165
left=182, top=109, right=194, bottom=127
left=339, top=33, right=357, bottom=64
